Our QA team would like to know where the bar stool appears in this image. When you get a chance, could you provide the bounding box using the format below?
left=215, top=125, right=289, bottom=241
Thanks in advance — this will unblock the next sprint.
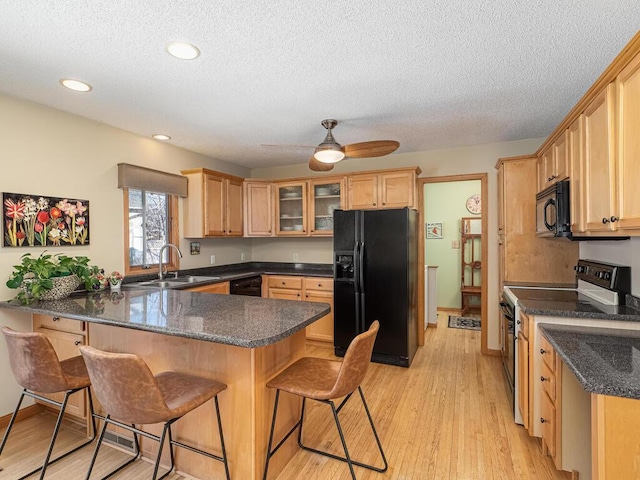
left=0, top=327, right=97, bottom=480
left=263, top=320, right=387, bottom=480
left=79, top=346, right=231, bottom=480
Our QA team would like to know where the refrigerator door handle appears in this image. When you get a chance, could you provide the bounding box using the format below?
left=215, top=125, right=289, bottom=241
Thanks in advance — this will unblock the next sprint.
left=353, top=242, right=360, bottom=292
left=359, top=241, right=365, bottom=332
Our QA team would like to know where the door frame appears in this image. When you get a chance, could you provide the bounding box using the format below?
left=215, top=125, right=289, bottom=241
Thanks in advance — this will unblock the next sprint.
left=417, top=173, right=489, bottom=354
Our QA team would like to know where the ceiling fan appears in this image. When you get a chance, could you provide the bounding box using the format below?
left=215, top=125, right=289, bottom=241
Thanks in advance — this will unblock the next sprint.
left=308, top=119, right=400, bottom=172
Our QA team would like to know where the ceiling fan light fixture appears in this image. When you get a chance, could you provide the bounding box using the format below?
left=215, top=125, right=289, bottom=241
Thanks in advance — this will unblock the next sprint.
left=313, top=145, right=345, bottom=163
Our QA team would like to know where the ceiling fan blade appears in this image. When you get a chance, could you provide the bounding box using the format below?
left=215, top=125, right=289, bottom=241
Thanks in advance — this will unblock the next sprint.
left=344, top=140, right=400, bottom=158
left=308, top=156, right=335, bottom=172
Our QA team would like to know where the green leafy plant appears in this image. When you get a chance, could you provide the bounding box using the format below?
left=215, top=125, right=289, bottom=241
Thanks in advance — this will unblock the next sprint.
left=6, top=252, right=99, bottom=304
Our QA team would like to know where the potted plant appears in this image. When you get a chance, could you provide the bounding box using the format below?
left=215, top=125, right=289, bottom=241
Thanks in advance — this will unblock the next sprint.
left=6, top=252, right=99, bottom=304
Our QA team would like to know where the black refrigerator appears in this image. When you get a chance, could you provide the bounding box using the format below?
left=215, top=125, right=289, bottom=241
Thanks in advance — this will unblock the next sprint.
left=333, top=208, right=418, bottom=367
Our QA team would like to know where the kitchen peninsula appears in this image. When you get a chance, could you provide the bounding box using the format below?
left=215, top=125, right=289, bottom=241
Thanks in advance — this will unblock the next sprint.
left=0, top=288, right=331, bottom=480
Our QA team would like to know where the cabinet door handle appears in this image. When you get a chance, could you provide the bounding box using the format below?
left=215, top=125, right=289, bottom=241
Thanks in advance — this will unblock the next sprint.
left=318, top=283, right=322, bottom=287
left=540, top=376, right=548, bottom=382
left=540, top=348, right=547, bottom=354
left=602, top=217, right=610, bottom=224
left=74, top=340, right=81, bottom=346
left=52, top=316, right=60, bottom=322
left=373, top=203, right=376, bottom=206
left=281, top=281, right=286, bottom=285
left=305, top=294, right=308, bottom=298
left=540, top=417, right=547, bottom=424
left=610, top=216, right=619, bottom=223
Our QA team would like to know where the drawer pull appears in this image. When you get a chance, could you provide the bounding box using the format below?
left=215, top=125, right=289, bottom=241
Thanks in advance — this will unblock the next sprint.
left=318, top=283, right=322, bottom=287
left=540, top=348, right=547, bottom=354
left=540, top=376, right=548, bottom=382
left=602, top=217, right=609, bottom=224
left=74, top=340, right=81, bottom=346
left=540, top=417, right=547, bottom=424
left=282, top=281, right=286, bottom=285
left=610, top=216, right=619, bottom=223
left=52, top=317, right=60, bottom=322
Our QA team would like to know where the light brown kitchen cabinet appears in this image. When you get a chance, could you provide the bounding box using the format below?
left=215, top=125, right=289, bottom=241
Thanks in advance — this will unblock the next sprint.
left=266, top=275, right=334, bottom=343
left=568, top=115, right=586, bottom=233
left=181, top=168, right=244, bottom=238
left=347, top=168, right=419, bottom=210
left=537, top=133, right=569, bottom=193
left=583, top=85, right=617, bottom=233
left=33, top=314, right=87, bottom=420
left=187, top=282, right=230, bottom=294
left=517, top=311, right=530, bottom=431
left=244, top=181, right=273, bottom=237
left=308, top=178, right=344, bottom=236
left=538, top=334, right=562, bottom=469
left=275, top=181, right=308, bottom=236
left=614, top=50, right=640, bottom=231
left=303, top=278, right=334, bottom=343
left=496, top=156, right=578, bottom=289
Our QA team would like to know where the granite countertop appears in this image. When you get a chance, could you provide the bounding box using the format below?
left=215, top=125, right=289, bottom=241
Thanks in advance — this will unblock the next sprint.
left=0, top=289, right=330, bottom=348
left=539, top=323, right=640, bottom=400
left=123, top=261, right=334, bottom=287
left=508, top=288, right=640, bottom=322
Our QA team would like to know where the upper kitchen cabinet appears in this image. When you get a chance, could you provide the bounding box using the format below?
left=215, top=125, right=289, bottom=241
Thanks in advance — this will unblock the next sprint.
left=536, top=133, right=569, bottom=193
left=275, top=181, right=308, bottom=236
left=568, top=115, right=586, bottom=234
left=347, top=167, right=420, bottom=210
left=615, top=49, right=640, bottom=231
left=583, top=85, right=617, bottom=233
left=182, top=169, right=244, bottom=238
left=308, top=178, right=345, bottom=236
left=244, top=181, right=273, bottom=236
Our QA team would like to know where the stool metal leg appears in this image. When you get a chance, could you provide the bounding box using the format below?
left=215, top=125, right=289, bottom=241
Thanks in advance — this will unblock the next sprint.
left=152, top=421, right=172, bottom=480
left=263, top=389, right=280, bottom=480
left=0, top=390, right=26, bottom=457
left=330, top=399, right=357, bottom=480
left=214, top=395, right=231, bottom=480
left=36, top=391, right=72, bottom=480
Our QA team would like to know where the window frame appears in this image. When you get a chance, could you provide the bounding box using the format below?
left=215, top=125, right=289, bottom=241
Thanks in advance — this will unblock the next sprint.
left=123, top=188, right=180, bottom=276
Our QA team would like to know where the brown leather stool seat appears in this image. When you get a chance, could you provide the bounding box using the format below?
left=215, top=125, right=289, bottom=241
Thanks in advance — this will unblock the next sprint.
left=263, top=320, right=388, bottom=480
left=0, top=327, right=97, bottom=480
left=79, top=346, right=231, bottom=480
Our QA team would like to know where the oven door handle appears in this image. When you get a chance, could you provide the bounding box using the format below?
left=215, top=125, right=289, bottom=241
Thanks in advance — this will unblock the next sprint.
left=499, top=301, right=514, bottom=321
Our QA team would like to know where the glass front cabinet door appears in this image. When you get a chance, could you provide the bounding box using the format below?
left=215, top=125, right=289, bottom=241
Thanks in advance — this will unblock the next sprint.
left=309, top=178, right=344, bottom=236
left=275, top=182, right=307, bottom=235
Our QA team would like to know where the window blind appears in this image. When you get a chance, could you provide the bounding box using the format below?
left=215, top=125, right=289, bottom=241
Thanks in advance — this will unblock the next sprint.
left=117, top=163, right=188, bottom=197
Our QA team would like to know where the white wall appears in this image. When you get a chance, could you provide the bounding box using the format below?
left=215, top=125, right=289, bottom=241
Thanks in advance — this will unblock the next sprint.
left=580, top=238, right=640, bottom=294
left=0, top=94, right=252, bottom=415
left=252, top=137, right=546, bottom=352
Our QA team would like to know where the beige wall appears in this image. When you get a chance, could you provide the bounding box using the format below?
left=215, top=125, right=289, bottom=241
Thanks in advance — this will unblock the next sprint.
left=0, top=94, right=252, bottom=414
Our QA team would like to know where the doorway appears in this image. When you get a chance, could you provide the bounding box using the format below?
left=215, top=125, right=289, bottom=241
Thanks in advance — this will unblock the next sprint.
left=417, top=174, right=489, bottom=354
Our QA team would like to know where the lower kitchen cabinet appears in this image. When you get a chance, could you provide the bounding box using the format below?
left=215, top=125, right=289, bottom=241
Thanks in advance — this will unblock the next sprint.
left=187, top=281, right=230, bottom=294
left=33, top=314, right=87, bottom=420
left=517, top=312, right=530, bottom=430
left=538, top=331, right=562, bottom=468
left=266, top=275, right=334, bottom=343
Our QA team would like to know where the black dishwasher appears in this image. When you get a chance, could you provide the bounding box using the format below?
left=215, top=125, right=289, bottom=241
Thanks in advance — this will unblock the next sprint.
left=230, top=276, right=262, bottom=296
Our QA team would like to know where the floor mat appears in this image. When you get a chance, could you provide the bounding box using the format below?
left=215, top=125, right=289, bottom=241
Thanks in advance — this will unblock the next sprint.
left=448, top=315, right=481, bottom=331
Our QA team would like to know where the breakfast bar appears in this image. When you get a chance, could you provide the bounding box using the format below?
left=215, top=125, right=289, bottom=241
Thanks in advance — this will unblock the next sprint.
left=0, top=288, right=331, bottom=480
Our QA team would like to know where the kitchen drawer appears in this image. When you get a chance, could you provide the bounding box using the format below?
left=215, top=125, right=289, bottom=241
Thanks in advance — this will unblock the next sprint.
left=540, top=361, right=556, bottom=403
left=34, top=314, right=85, bottom=334
left=268, top=276, right=303, bottom=290
left=303, top=277, right=333, bottom=292
left=539, top=335, right=556, bottom=371
left=540, top=390, right=556, bottom=458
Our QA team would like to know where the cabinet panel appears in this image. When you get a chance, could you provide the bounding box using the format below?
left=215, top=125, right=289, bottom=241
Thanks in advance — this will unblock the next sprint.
left=303, top=278, right=332, bottom=291
left=35, top=314, right=85, bottom=333
left=569, top=115, right=586, bottom=233
left=204, top=175, right=225, bottom=236
left=309, top=178, right=343, bottom=236
left=540, top=391, right=557, bottom=458
left=268, top=276, right=303, bottom=289
left=379, top=171, right=415, bottom=208
left=188, top=282, right=230, bottom=294
left=539, top=334, right=556, bottom=371
left=304, top=290, right=333, bottom=343
left=226, top=178, right=244, bottom=236
left=553, top=131, right=569, bottom=183
left=35, top=327, right=86, bottom=419
left=584, top=85, right=617, bottom=232
left=347, top=175, right=378, bottom=209
left=517, top=333, right=529, bottom=430
left=616, top=51, right=640, bottom=231
left=268, top=288, right=301, bottom=301
left=540, top=361, right=556, bottom=403
left=244, top=182, right=273, bottom=237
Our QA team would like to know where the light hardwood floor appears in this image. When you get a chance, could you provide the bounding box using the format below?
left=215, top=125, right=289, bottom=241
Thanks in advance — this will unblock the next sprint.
left=0, top=313, right=568, bottom=479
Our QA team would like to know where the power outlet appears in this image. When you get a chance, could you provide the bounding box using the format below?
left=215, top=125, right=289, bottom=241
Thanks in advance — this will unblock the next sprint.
left=293, top=253, right=299, bottom=262
left=241, top=252, right=245, bottom=261
left=210, top=255, right=216, bottom=264
left=451, top=240, right=460, bottom=249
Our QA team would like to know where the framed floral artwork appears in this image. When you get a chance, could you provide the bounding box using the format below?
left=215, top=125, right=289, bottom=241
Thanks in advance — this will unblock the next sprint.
left=3, top=192, right=90, bottom=247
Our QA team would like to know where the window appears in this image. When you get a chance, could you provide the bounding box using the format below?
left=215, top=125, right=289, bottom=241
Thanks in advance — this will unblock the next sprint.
left=124, top=188, right=179, bottom=275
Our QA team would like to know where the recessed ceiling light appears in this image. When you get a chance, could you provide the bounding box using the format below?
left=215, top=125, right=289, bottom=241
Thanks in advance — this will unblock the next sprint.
left=165, top=41, right=200, bottom=60
left=60, top=79, right=92, bottom=92
left=152, top=134, right=171, bottom=141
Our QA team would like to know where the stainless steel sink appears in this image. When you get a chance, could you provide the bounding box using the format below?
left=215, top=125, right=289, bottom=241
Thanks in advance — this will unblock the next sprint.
left=127, top=276, right=222, bottom=289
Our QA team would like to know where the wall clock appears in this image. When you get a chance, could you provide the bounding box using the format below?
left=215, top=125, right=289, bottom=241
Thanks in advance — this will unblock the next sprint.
left=466, top=194, right=481, bottom=214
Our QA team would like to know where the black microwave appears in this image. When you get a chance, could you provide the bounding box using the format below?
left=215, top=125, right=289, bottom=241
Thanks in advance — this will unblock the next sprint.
left=535, top=180, right=571, bottom=238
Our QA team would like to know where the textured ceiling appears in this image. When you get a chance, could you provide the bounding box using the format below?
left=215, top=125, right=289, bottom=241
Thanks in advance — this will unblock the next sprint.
left=0, top=1, right=638, bottom=169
